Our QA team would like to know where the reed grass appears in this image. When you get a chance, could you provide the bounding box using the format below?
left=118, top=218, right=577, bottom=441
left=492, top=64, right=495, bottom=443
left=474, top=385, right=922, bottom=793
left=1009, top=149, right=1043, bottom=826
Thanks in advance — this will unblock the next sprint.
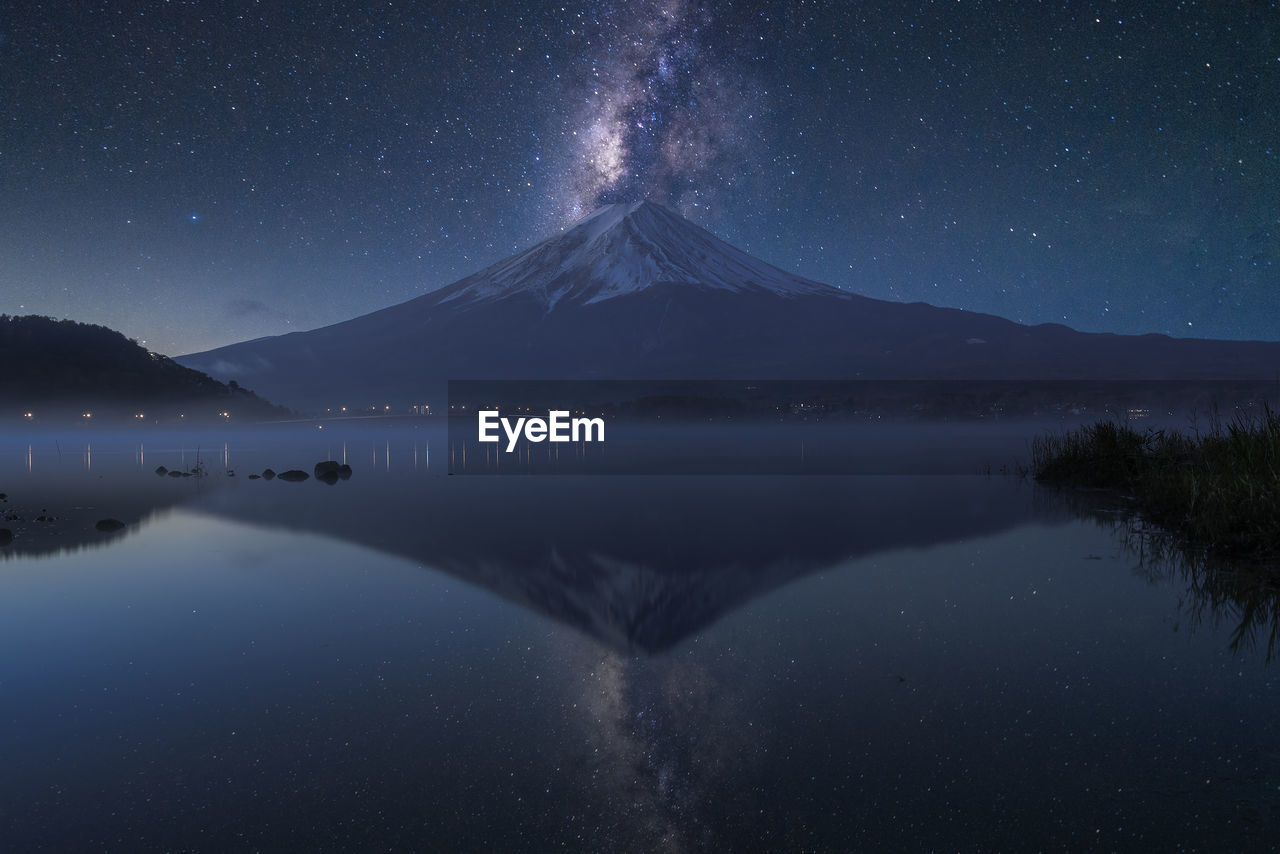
left=1032, top=406, right=1280, bottom=560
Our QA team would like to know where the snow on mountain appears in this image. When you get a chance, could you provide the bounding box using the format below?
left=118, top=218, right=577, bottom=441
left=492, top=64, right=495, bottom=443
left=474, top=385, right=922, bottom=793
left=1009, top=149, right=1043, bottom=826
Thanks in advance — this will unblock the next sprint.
left=430, top=200, right=843, bottom=309
left=176, top=199, right=1280, bottom=412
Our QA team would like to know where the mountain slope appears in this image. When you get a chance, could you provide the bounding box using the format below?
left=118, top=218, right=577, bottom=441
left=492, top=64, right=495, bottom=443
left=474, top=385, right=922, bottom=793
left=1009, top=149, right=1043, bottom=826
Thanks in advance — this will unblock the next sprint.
left=431, top=200, right=840, bottom=308
left=178, top=201, right=1280, bottom=412
left=0, top=314, right=290, bottom=421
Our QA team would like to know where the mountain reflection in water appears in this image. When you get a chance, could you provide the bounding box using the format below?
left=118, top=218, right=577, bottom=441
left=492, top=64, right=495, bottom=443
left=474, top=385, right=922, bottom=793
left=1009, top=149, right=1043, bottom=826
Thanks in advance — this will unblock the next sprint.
left=2, top=422, right=1274, bottom=659
left=2, top=423, right=1278, bottom=850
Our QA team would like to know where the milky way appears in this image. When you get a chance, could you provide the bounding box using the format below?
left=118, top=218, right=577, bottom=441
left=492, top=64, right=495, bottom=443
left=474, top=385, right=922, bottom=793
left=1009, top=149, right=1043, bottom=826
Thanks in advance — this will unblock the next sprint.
left=1, top=1, right=1277, bottom=352
left=556, top=0, right=754, bottom=219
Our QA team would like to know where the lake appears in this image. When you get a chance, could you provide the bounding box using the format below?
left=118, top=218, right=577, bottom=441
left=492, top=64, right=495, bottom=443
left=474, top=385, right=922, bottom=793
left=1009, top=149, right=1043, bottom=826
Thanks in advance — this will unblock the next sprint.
left=1, top=420, right=1276, bottom=851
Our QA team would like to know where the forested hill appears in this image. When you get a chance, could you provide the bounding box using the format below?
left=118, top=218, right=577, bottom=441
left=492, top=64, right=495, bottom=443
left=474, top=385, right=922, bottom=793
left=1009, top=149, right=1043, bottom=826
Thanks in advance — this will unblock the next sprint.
left=0, top=315, right=290, bottom=421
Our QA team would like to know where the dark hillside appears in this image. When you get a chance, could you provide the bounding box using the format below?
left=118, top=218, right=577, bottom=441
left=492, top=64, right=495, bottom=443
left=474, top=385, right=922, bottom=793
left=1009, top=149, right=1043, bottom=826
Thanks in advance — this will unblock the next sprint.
left=0, top=315, right=289, bottom=421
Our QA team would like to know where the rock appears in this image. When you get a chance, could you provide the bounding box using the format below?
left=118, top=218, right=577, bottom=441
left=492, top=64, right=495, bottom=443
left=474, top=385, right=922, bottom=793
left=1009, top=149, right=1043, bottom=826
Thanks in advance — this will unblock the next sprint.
left=315, top=461, right=354, bottom=481
left=262, top=469, right=276, bottom=480
left=95, top=518, right=126, bottom=532
left=0, top=493, right=7, bottom=500
left=154, top=466, right=168, bottom=476
left=0, top=529, right=12, bottom=546
left=277, top=470, right=309, bottom=482
left=317, top=470, right=339, bottom=485
left=248, top=474, right=261, bottom=480
left=167, top=470, right=184, bottom=478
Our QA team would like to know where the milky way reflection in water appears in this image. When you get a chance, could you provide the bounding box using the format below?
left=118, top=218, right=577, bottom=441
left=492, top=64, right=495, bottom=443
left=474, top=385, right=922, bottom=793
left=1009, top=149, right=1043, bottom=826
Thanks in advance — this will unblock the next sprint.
left=0, top=422, right=1276, bottom=850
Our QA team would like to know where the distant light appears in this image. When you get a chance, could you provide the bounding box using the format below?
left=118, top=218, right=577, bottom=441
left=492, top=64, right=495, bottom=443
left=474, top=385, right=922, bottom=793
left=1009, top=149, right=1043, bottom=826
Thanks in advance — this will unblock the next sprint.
left=23, top=412, right=33, bottom=419
left=82, top=412, right=92, bottom=419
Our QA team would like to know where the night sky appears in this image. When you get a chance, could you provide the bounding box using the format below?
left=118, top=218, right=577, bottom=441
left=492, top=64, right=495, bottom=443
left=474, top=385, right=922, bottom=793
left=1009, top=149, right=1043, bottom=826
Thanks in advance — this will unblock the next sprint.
left=2, top=0, right=1277, bottom=356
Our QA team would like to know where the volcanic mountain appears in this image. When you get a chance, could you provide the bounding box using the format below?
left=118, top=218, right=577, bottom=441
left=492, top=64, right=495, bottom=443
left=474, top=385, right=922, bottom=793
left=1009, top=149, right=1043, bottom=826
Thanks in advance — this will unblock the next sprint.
left=179, top=201, right=1280, bottom=411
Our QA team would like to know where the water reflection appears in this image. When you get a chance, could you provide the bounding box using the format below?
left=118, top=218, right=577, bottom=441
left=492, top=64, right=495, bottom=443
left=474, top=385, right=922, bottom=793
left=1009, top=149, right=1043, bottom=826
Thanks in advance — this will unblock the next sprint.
left=195, top=474, right=1051, bottom=653
left=1130, top=530, right=1280, bottom=662
left=1, top=425, right=1057, bottom=650
left=2, top=426, right=1278, bottom=849
left=7, top=425, right=1276, bottom=661
left=1033, top=485, right=1280, bottom=662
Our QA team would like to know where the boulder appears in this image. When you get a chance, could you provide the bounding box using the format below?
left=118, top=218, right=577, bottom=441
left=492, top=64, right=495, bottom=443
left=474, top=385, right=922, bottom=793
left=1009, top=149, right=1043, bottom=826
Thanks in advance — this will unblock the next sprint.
left=314, top=460, right=342, bottom=477
left=248, top=474, right=261, bottom=480
left=154, top=466, right=168, bottom=476
left=95, top=518, right=126, bottom=532
left=262, top=468, right=276, bottom=480
left=315, top=461, right=354, bottom=481
left=277, top=470, right=309, bottom=482
left=167, top=470, right=184, bottom=478
left=317, top=471, right=339, bottom=485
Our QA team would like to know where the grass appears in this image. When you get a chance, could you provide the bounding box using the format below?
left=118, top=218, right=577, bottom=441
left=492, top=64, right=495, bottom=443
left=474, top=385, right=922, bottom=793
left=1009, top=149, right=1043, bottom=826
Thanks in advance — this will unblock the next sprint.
left=1032, top=406, right=1280, bottom=561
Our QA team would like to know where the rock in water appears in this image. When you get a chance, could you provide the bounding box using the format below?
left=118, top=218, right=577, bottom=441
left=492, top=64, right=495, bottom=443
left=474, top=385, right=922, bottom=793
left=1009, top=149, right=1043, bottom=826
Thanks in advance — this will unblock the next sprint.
left=277, top=470, right=310, bottom=482
left=0, top=529, right=12, bottom=546
left=95, top=519, right=126, bottom=532
left=314, top=461, right=352, bottom=484
left=262, top=468, right=276, bottom=480
left=154, top=466, right=168, bottom=476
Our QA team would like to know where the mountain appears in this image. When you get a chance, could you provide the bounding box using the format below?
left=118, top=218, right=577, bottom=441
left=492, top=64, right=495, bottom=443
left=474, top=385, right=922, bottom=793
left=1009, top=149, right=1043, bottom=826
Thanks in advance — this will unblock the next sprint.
left=0, top=314, right=289, bottom=422
left=178, top=201, right=1280, bottom=412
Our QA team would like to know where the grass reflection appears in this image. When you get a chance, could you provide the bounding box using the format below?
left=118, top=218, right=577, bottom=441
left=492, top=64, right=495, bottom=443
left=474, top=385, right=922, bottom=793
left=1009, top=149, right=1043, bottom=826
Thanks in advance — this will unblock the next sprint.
left=1041, top=484, right=1280, bottom=662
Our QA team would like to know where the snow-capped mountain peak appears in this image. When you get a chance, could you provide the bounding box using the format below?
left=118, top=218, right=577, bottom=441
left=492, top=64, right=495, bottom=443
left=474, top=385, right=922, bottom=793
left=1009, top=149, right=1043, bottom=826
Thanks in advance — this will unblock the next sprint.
left=178, top=198, right=1280, bottom=412
left=432, top=200, right=844, bottom=309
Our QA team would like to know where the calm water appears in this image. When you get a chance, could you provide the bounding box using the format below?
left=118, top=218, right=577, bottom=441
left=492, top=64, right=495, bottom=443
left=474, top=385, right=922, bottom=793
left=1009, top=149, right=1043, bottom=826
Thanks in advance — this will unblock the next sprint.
left=0, top=422, right=1277, bottom=851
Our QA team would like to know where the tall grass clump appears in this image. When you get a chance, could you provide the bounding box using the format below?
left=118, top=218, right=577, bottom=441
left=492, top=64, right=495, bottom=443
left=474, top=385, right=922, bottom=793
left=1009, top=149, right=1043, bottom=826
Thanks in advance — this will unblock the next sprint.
left=1033, top=406, right=1280, bottom=560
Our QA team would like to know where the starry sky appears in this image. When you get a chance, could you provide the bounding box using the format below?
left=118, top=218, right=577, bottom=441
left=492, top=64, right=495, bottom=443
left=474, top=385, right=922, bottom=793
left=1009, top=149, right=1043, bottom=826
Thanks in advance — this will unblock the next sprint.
left=2, top=0, right=1277, bottom=356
